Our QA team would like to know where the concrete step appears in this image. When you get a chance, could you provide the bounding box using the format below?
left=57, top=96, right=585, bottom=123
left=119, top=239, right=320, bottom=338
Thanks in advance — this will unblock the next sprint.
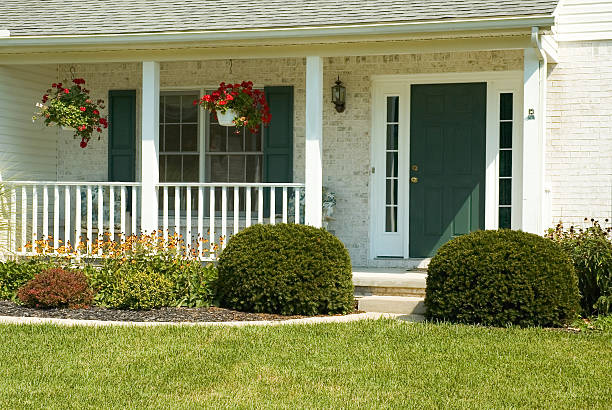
left=357, top=296, right=426, bottom=315
left=367, top=258, right=431, bottom=269
left=352, top=268, right=427, bottom=297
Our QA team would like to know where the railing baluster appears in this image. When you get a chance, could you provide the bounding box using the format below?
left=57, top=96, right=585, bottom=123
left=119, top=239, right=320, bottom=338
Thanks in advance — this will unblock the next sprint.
left=131, top=186, right=137, bottom=235
left=186, top=187, right=192, bottom=249
left=209, top=187, right=215, bottom=252
left=53, top=185, right=59, bottom=249
left=233, top=187, right=239, bottom=236
left=163, top=186, right=168, bottom=242
left=75, top=186, right=81, bottom=253
left=64, top=186, right=71, bottom=250
left=31, top=186, right=37, bottom=249
left=221, top=187, right=227, bottom=249
left=270, top=187, right=275, bottom=225
left=282, top=187, right=288, bottom=223
left=258, top=186, right=263, bottom=224
left=10, top=187, right=16, bottom=253
left=109, top=186, right=115, bottom=242
left=197, top=187, right=203, bottom=258
left=174, top=186, right=180, bottom=239
left=21, top=186, right=27, bottom=253
left=97, top=185, right=103, bottom=255
left=120, top=186, right=126, bottom=243
left=245, top=187, right=251, bottom=228
left=295, top=188, right=300, bottom=224
left=86, top=186, right=92, bottom=254
left=42, top=185, right=48, bottom=241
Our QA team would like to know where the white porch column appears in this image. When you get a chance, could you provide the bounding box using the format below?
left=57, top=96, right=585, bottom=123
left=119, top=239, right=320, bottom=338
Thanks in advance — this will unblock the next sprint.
left=521, top=48, right=543, bottom=234
left=141, top=61, right=160, bottom=233
left=305, top=56, right=323, bottom=227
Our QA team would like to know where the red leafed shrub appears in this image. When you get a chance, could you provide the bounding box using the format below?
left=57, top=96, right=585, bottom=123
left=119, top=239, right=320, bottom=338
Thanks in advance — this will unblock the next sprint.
left=17, top=268, right=93, bottom=309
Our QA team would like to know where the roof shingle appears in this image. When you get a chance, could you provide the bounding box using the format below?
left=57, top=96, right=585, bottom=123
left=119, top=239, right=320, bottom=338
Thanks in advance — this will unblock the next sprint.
left=0, top=0, right=559, bottom=37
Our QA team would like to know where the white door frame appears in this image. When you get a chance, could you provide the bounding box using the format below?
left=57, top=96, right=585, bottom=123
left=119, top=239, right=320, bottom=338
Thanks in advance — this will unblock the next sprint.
left=369, top=71, right=524, bottom=260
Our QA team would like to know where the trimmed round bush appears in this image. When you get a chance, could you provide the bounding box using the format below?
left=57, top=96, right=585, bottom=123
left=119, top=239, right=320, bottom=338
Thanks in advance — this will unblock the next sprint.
left=17, top=268, right=93, bottom=309
left=425, top=230, right=580, bottom=327
left=101, top=268, right=175, bottom=310
left=217, top=224, right=353, bottom=316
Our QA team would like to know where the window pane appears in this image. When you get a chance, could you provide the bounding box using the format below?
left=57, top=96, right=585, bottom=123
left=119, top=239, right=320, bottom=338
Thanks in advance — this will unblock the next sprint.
left=164, top=95, right=181, bottom=123
left=499, top=207, right=511, bottom=229
left=164, top=124, right=180, bottom=152
left=499, top=179, right=511, bottom=206
left=165, top=155, right=182, bottom=182
left=159, top=124, right=165, bottom=153
left=387, top=125, right=398, bottom=150
left=386, top=152, right=398, bottom=178
left=500, top=122, right=512, bottom=149
left=385, top=207, right=398, bottom=232
left=386, top=180, right=398, bottom=205
left=182, top=95, right=198, bottom=123
left=246, top=156, right=262, bottom=182
left=182, top=124, right=198, bottom=152
left=245, top=129, right=262, bottom=152
left=159, top=155, right=167, bottom=182
left=227, top=129, right=244, bottom=152
left=209, top=155, right=228, bottom=182
left=183, top=155, right=199, bottom=182
left=499, top=150, right=512, bottom=178
left=387, top=96, right=399, bottom=122
left=228, top=156, right=246, bottom=182
left=209, top=124, right=226, bottom=152
left=500, top=93, right=513, bottom=121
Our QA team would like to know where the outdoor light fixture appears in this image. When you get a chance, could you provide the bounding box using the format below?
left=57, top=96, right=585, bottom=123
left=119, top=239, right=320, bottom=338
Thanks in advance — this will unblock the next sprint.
left=331, top=76, right=346, bottom=113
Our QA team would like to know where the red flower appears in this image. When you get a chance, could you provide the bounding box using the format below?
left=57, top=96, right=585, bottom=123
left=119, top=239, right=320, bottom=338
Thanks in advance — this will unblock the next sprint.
left=92, top=109, right=99, bottom=115
left=42, top=94, right=49, bottom=103
left=96, top=127, right=102, bottom=132
left=218, top=100, right=227, bottom=105
left=78, top=125, right=86, bottom=131
left=51, top=83, right=57, bottom=88
left=79, top=107, right=86, bottom=112
left=64, top=88, right=70, bottom=94
left=80, top=139, right=88, bottom=148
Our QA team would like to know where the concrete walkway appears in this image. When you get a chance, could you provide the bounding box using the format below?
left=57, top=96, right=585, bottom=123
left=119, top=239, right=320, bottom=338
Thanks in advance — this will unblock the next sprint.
left=0, top=313, right=425, bottom=328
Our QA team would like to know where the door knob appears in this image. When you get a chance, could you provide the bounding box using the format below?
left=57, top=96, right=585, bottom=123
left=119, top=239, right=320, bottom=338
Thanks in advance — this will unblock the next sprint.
left=410, top=177, right=419, bottom=183
left=411, top=165, right=418, bottom=172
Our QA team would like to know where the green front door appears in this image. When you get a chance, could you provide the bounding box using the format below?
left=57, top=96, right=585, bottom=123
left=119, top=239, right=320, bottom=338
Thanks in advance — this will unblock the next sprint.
left=108, top=90, right=136, bottom=182
left=409, top=83, right=486, bottom=258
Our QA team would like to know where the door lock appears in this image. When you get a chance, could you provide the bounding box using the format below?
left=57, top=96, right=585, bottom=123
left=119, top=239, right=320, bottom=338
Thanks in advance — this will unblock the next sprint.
left=410, top=177, right=419, bottom=184
left=411, top=165, right=418, bottom=172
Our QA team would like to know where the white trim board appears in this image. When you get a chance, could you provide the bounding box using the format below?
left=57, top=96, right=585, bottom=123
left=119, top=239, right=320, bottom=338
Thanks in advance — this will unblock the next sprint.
left=369, top=71, right=523, bottom=260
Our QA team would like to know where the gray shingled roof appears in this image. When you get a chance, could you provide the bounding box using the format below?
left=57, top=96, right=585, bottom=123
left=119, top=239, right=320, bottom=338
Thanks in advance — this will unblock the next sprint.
left=1, top=0, right=559, bottom=37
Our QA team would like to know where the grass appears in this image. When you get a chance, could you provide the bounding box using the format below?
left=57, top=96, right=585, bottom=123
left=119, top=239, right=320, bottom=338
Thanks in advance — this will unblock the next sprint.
left=0, top=319, right=610, bottom=409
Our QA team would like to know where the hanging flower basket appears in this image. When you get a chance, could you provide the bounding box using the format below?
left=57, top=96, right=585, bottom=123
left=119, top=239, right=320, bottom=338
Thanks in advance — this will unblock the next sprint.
left=216, top=109, right=238, bottom=126
left=32, top=78, right=108, bottom=148
left=195, top=81, right=271, bottom=132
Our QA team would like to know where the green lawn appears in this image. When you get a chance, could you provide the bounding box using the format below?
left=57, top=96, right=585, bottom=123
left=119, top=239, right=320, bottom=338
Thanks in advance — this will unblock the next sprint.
left=0, top=320, right=610, bottom=409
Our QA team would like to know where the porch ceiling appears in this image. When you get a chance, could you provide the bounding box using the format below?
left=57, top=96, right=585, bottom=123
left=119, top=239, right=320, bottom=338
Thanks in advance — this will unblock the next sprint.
left=1, top=0, right=559, bottom=37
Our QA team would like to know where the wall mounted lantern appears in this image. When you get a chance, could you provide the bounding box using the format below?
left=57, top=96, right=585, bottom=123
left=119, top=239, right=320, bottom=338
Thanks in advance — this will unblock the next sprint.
left=331, top=76, right=346, bottom=113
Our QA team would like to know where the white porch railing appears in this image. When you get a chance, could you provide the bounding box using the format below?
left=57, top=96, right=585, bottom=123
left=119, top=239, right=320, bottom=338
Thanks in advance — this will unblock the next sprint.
left=156, top=183, right=304, bottom=255
left=4, top=181, right=304, bottom=260
left=4, top=181, right=141, bottom=255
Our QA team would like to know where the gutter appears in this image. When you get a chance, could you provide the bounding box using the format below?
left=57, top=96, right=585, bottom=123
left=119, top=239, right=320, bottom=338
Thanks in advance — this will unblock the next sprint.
left=0, top=15, right=555, bottom=47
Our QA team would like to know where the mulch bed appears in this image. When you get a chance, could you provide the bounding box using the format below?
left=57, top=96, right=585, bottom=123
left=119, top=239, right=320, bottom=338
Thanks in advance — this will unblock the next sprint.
left=0, top=300, right=313, bottom=323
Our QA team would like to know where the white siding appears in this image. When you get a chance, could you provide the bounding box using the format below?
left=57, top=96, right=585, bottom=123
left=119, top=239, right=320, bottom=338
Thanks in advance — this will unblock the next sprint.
left=555, top=0, right=612, bottom=41
left=0, top=64, right=58, bottom=180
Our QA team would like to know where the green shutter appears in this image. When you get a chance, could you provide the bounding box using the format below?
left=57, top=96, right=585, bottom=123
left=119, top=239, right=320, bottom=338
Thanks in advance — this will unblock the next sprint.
left=263, top=86, right=293, bottom=183
left=108, top=90, right=136, bottom=182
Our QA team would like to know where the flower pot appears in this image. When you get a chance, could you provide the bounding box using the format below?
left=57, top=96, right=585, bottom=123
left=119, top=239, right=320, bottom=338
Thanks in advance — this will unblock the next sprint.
left=217, top=109, right=237, bottom=126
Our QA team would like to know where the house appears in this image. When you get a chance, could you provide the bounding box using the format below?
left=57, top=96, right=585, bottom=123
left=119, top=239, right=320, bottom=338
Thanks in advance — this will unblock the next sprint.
left=0, top=0, right=610, bottom=268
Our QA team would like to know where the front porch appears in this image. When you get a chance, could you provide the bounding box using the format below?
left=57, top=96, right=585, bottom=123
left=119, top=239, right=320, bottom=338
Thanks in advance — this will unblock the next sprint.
left=1, top=34, right=554, bottom=265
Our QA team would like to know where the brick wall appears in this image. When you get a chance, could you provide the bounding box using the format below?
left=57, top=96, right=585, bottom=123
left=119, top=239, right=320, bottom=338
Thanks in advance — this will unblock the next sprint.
left=546, top=41, right=612, bottom=229
left=56, top=50, right=523, bottom=265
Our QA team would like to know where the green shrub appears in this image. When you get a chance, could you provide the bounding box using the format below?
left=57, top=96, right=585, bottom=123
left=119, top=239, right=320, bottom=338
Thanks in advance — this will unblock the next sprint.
left=0, top=259, right=56, bottom=301
left=425, top=230, right=580, bottom=327
left=548, top=220, right=612, bottom=316
left=217, top=224, right=353, bottom=316
left=87, top=245, right=217, bottom=310
left=17, top=268, right=93, bottom=308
